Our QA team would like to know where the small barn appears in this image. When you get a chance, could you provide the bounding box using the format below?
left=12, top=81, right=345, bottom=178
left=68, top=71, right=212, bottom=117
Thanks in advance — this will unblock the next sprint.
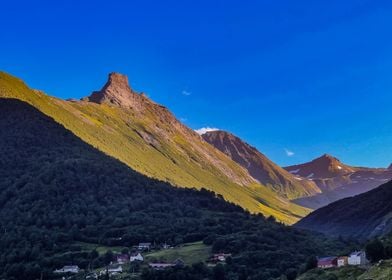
left=317, top=256, right=338, bottom=269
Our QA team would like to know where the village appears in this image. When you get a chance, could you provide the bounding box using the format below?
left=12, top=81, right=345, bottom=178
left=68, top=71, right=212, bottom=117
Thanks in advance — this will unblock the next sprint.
left=53, top=241, right=232, bottom=279
left=317, top=250, right=369, bottom=269
left=53, top=239, right=372, bottom=280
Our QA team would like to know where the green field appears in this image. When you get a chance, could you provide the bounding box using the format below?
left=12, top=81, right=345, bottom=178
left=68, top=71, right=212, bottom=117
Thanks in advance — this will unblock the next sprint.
left=145, top=241, right=211, bottom=265
left=74, top=242, right=129, bottom=255
left=71, top=241, right=211, bottom=265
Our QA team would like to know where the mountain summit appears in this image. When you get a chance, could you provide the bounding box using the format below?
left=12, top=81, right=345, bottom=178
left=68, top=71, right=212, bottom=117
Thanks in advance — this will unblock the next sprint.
left=86, top=72, right=146, bottom=109
left=285, top=154, right=354, bottom=179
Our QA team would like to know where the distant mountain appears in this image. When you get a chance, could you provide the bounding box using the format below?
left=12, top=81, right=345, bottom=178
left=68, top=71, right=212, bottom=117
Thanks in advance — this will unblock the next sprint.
left=285, top=154, right=355, bottom=181
left=202, top=130, right=321, bottom=199
left=295, top=180, right=392, bottom=239
left=0, top=71, right=309, bottom=223
left=285, top=154, right=392, bottom=209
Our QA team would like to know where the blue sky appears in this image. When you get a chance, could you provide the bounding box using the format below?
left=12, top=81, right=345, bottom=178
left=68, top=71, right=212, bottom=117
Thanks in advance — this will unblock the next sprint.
left=2, top=0, right=392, bottom=167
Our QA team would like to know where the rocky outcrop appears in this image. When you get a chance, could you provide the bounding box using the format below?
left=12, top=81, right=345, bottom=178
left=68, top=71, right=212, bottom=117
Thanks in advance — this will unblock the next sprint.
left=85, top=72, right=150, bottom=111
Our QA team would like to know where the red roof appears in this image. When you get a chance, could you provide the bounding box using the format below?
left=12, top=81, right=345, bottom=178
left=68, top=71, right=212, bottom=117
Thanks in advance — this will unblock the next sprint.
left=318, top=256, right=337, bottom=266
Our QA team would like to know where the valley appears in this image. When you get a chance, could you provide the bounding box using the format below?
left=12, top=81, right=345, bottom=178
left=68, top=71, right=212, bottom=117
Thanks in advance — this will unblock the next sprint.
left=0, top=97, right=350, bottom=279
left=0, top=71, right=391, bottom=280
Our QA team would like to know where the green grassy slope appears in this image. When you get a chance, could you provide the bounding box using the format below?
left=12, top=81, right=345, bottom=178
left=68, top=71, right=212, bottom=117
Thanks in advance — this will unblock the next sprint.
left=297, top=267, right=366, bottom=280
left=358, top=259, right=392, bottom=279
left=0, top=71, right=310, bottom=223
left=145, top=242, right=211, bottom=265
left=298, top=260, right=392, bottom=280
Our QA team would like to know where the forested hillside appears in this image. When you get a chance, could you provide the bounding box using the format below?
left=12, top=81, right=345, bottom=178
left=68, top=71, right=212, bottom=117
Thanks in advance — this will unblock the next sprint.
left=0, top=99, right=349, bottom=280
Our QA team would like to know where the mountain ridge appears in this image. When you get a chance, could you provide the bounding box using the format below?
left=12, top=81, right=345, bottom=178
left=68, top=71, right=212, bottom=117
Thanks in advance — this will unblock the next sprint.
left=202, top=130, right=321, bottom=199
left=0, top=70, right=309, bottom=224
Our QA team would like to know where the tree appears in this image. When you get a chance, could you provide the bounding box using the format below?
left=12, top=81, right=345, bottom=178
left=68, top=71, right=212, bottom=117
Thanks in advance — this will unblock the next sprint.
left=305, top=256, right=318, bottom=271
left=90, top=249, right=99, bottom=260
left=104, top=250, right=114, bottom=265
left=285, top=268, right=297, bottom=280
left=365, top=239, right=385, bottom=262
left=213, top=264, right=226, bottom=280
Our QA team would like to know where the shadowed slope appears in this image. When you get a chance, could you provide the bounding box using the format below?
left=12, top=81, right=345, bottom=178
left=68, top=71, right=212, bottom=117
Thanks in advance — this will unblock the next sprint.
left=0, top=71, right=310, bottom=223
left=295, top=180, right=392, bottom=239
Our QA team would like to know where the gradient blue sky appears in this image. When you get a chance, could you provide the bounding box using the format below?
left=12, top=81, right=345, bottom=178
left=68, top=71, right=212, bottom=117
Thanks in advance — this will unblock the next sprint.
left=2, top=0, right=392, bottom=167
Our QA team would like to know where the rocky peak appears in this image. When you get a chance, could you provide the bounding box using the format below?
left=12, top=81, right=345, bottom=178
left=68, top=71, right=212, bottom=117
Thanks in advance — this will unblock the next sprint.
left=310, top=154, right=351, bottom=173
left=105, top=72, right=132, bottom=92
left=314, top=154, right=340, bottom=165
left=388, top=163, right=392, bottom=170
left=86, top=72, right=140, bottom=108
left=285, top=154, right=354, bottom=180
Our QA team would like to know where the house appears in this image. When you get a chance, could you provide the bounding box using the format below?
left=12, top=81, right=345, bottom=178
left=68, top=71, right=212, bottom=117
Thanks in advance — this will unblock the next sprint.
left=138, top=242, right=152, bottom=250
left=130, top=252, right=144, bottom=262
left=149, top=259, right=185, bottom=270
left=116, top=254, right=129, bottom=264
left=107, top=264, right=123, bottom=275
left=211, top=253, right=232, bottom=262
left=337, top=256, right=348, bottom=267
left=54, top=265, right=80, bottom=274
left=348, top=251, right=369, bottom=266
left=317, top=257, right=338, bottom=269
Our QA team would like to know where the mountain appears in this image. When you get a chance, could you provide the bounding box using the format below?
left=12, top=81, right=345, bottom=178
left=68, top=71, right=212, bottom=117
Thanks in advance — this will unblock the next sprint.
left=285, top=154, right=355, bottom=181
left=0, top=98, right=346, bottom=280
left=285, top=154, right=392, bottom=209
left=0, top=71, right=309, bottom=223
left=295, top=180, right=392, bottom=239
left=202, top=130, right=321, bottom=199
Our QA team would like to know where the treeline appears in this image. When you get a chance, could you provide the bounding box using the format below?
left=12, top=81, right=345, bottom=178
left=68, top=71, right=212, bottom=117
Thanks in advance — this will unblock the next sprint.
left=0, top=99, right=352, bottom=280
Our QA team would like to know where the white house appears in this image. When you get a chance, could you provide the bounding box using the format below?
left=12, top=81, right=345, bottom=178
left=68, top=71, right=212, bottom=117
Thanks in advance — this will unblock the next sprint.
left=107, top=264, right=123, bottom=275
left=348, top=251, right=369, bottom=266
left=54, top=265, right=80, bottom=274
left=130, top=252, right=144, bottom=262
left=138, top=242, right=151, bottom=250
left=211, top=253, right=232, bottom=262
